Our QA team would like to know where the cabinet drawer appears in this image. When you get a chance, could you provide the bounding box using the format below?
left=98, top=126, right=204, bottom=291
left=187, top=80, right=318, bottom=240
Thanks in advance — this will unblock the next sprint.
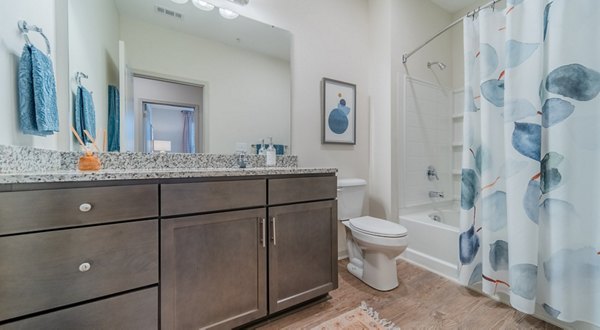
left=1, top=287, right=158, bottom=330
left=0, top=185, right=158, bottom=235
left=161, top=180, right=266, bottom=216
left=0, top=220, right=158, bottom=321
left=268, top=176, right=337, bottom=205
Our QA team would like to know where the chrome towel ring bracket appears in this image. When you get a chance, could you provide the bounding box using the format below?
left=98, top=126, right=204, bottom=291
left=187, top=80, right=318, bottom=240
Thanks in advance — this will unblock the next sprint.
left=18, top=20, right=52, bottom=55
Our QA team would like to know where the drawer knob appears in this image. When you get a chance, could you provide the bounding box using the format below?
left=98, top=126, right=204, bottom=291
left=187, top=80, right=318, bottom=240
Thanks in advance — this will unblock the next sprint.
left=79, top=203, right=93, bottom=212
left=79, top=262, right=91, bottom=272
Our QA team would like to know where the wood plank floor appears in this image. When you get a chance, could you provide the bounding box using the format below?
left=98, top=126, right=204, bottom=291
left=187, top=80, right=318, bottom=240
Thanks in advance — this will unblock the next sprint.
left=256, top=259, right=560, bottom=329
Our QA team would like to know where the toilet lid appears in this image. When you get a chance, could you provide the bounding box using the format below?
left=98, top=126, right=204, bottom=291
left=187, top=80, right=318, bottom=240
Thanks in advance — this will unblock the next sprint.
left=349, top=216, right=408, bottom=238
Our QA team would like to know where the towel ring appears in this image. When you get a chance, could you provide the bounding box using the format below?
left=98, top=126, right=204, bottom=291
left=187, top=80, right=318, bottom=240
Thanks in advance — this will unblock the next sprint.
left=18, top=20, right=51, bottom=55
left=76, top=72, right=89, bottom=86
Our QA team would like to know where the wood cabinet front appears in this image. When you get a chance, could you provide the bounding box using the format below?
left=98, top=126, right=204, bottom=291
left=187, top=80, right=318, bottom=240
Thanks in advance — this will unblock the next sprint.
left=0, top=220, right=158, bottom=321
left=1, top=288, right=158, bottom=330
left=161, top=208, right=268, bottom=330
left=267, top=200, right=338, bottom=313
left=0, top=184, right=158, bottom=235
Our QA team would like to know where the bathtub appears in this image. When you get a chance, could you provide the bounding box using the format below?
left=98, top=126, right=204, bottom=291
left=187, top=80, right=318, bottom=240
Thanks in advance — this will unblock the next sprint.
left=398, top=207, right=459, bottom=281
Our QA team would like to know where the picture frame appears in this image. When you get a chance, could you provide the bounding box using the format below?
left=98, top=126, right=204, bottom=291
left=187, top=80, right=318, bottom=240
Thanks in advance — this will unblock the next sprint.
left=321, top=78, right=356, bottom=145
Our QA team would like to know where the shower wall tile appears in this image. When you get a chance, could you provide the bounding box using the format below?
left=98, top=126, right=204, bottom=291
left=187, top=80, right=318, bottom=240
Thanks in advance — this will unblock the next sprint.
left=402, top=77, right=453, bottom=207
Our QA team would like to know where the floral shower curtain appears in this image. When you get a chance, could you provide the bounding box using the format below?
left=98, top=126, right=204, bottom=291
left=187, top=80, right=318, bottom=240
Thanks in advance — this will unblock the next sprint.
left=459, top=0, right=600, bottom=326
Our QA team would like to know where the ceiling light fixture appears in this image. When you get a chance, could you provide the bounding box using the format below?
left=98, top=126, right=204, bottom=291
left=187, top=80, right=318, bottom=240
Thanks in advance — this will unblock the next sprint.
left=226, top=0, right=249, bottom=5
left=170, top=0, right=189, bottom=4
left=192, top=0, right=215, bottom=11
left=218, top=7, right=239, bottom=19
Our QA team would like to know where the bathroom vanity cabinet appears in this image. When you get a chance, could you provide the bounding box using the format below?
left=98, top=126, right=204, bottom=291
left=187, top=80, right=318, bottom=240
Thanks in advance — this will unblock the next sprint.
left=160, top=175, right=337, bottom=329
left=0, top=173, right=337, bottom=329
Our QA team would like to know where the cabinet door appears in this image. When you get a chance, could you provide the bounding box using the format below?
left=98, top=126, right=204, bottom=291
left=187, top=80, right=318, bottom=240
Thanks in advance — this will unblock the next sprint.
left=268, top=200, right=338, bottom=313
left=161, top=208, right=267, bottom=330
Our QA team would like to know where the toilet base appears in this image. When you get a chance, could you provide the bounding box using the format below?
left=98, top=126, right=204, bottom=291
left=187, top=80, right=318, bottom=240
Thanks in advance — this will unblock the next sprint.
left=361, top=251, right=399, bottom=291
left=343, top=221, right=406, bottom=292
left=347, top=251, right=399, bottom=291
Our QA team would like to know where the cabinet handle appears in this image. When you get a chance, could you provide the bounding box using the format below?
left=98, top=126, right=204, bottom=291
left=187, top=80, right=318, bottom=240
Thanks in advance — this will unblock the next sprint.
left=271, top=217, right=277, bottom=246
left=79, top=203, right=93, bottom=212
left=79, top=262, right=91, bottom=272
left=260, top=218, right=266, bottom=248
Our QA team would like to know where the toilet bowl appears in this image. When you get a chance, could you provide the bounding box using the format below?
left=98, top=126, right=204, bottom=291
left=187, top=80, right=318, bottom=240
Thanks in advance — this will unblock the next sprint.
left=338, top=179, right=408, bottom=291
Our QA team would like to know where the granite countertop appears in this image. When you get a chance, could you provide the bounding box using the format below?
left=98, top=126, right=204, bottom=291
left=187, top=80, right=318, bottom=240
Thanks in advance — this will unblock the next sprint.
left=0, top=167, right=338, bottom=184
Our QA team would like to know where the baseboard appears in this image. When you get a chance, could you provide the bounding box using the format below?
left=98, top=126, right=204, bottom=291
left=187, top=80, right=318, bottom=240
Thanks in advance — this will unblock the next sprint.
left=338, top=250, right=348, bottom=260
left=397, top=248, right=459, bottom=284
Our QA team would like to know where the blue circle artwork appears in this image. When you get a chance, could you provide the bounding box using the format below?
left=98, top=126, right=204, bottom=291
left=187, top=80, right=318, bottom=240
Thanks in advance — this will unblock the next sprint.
left=328, top=98, right=350, bottom=134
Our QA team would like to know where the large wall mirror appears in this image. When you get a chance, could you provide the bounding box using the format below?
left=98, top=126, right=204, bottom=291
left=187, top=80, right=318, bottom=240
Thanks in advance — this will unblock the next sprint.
left=70, top=0, right=291, bottom=154
left=2, top=0, right=291, bottom=154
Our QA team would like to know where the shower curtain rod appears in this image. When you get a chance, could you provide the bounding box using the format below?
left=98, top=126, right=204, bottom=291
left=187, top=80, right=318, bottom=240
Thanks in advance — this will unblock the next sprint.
left=401, top=0, right=503, bottom=64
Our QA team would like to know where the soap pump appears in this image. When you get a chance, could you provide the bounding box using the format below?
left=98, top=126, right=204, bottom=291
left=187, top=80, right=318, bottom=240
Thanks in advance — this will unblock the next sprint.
left=266, top=137, right=276, bottom=167
left=258, top=139, right=266, bottom=156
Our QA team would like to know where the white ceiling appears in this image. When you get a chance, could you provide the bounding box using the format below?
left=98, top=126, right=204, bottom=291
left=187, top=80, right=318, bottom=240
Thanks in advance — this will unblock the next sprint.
left=114, top=0, right=291, bottom=61
left=429, top=0, right=482, bottom=13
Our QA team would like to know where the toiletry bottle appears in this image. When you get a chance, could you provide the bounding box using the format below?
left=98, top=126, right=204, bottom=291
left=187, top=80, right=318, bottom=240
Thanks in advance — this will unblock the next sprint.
left=258, top=139, right=266, bottom=156
left=266, top=137, right=276, bottom=167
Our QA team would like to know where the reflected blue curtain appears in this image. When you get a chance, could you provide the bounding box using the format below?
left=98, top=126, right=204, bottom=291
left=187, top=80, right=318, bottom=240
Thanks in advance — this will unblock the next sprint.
left=143, top=105, right=153, bottom=153
left=182, top=111, right=195, bottom=153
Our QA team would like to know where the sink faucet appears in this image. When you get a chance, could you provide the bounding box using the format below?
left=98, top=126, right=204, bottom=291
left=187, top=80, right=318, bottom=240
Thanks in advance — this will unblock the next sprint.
left=429, top=191, right=444, bottom=198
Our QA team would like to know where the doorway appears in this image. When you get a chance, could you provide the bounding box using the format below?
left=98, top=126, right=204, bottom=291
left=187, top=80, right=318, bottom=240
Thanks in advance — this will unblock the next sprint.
left=129, top=75, right=204, bottom=153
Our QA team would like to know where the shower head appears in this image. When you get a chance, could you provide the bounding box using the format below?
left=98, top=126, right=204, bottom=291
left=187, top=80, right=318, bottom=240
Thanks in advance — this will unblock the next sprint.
left=427, top=61, right=447, bottom=70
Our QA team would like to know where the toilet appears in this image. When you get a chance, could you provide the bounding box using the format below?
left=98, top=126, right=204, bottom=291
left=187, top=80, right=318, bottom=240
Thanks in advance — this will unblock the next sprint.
left=338, top=178, right=408, bottom=291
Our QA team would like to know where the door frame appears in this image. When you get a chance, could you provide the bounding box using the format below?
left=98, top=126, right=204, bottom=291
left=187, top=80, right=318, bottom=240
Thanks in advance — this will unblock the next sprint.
left=131, top=71, right=208, bottom=153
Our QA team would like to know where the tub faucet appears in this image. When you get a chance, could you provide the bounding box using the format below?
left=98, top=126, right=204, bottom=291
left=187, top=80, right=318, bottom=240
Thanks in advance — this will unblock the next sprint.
left=429, top=191, right=444, bottom=198
left=427, top=166, right=439, bottom=181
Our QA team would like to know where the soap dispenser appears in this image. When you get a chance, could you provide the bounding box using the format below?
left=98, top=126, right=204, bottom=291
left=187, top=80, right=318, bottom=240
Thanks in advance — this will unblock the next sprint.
left=266, top=137, right=276, bottom=167
left=258, top=139, right=266, bottom=156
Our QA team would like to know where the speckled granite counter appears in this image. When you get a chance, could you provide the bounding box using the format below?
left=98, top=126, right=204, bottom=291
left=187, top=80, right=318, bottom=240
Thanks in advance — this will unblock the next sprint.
left=0, top=167, right=337, bottom=184
left=0, top=144, right=336, bottom=185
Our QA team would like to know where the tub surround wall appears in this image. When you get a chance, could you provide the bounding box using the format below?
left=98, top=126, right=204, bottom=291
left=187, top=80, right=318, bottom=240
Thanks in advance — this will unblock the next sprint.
left=403, top=77, right=453, bottom=207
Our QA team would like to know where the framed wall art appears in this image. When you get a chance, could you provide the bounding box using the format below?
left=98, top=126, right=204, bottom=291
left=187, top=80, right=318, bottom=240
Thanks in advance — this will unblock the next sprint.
left=322, top=78, right=356, bottom=144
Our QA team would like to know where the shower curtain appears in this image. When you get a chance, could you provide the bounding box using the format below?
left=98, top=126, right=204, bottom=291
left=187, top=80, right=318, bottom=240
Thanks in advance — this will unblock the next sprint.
left=459, top=0, right=600, bottom=326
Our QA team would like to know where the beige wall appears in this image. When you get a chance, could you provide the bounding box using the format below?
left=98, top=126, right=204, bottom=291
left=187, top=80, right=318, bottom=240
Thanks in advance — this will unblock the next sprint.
left=0, top=0, right=69, bottom=150
left=234, top=0, right=371, bottom=181
left=120, top=17, right=291, bottom=154
left=68, top=0, right=120, bottom=150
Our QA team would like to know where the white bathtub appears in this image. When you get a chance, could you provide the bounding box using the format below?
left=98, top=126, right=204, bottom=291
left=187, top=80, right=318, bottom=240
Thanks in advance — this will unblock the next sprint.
left=398, top=208, right=459, bottom=281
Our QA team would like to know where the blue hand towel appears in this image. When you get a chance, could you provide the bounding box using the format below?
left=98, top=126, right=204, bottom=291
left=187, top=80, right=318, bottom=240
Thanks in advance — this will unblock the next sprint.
left=18, top=45, right=59, bottom=136
left=74, top=85, right=96, bottom=143
left=107, top=85, right=120, bottom=151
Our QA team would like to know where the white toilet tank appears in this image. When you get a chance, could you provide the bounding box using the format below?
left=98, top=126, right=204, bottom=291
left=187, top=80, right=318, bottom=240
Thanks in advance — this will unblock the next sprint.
left=337, top=178, right=367, bottom=220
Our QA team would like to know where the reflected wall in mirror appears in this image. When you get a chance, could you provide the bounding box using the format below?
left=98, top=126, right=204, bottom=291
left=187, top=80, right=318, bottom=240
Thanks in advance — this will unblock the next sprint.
left=70, top=0, right=291, bottom=154
left=0, top=0, right=291, bottom=154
